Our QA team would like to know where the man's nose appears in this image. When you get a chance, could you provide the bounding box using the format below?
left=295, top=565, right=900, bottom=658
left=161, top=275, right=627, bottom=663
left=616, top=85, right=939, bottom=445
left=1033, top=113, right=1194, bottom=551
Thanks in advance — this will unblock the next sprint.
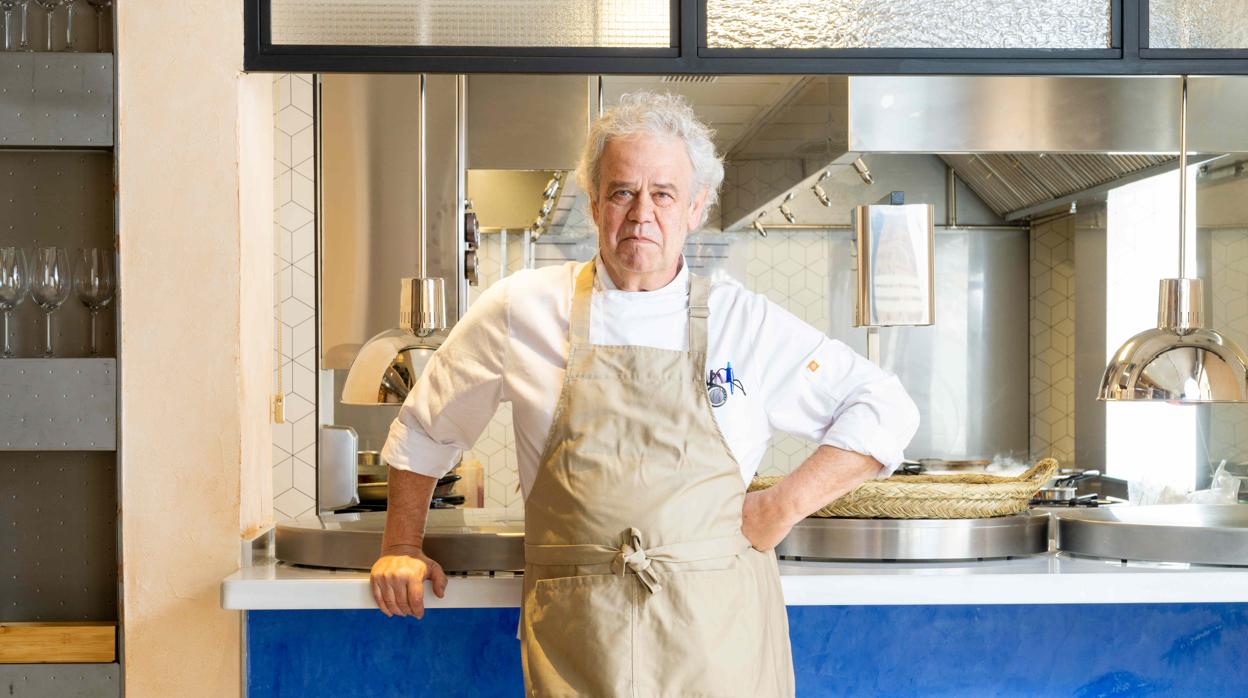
left=627, top=192, right=655, bottom=223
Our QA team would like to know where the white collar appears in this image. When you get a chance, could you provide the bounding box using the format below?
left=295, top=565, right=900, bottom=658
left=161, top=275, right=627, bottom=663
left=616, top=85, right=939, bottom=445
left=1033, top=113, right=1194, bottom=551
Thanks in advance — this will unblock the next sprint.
left=593, top=256, right=688, bottom=296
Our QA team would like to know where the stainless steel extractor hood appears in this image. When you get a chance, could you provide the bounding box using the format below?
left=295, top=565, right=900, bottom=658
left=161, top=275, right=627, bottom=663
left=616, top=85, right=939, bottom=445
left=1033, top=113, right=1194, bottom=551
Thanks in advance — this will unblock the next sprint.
left=597, top=75, right=1248, bottom=228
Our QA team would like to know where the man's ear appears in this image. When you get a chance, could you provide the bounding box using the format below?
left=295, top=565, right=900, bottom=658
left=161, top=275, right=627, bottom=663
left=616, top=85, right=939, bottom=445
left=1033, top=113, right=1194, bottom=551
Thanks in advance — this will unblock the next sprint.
left=590, top=195, right=601, bottom=228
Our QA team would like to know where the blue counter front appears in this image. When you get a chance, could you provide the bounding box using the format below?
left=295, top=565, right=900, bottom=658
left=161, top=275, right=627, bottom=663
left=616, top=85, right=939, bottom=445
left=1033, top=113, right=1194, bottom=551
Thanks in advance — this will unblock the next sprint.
left=246, top=603, right=1248, bottom=696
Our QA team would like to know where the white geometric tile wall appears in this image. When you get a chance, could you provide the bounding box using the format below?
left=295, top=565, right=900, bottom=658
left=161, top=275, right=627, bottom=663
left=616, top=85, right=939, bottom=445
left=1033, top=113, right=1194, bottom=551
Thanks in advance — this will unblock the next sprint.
left=1029, top=216, right=1076, bottom=465
left=1208, top=228, right=1248, bottom=466
left=272, top=74, right=318, bottom=519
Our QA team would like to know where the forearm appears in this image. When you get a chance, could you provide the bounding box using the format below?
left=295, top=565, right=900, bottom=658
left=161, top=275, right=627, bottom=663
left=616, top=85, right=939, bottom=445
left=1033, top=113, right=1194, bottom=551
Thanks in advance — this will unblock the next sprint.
left=380, top=467, right=437, bottom=555
left=763, top=445, right=883, bottom=525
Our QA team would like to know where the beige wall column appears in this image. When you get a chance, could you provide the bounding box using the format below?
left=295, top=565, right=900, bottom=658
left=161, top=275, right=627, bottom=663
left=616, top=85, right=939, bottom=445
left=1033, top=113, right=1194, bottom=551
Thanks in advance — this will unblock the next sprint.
left=117, top=2, right=273, bottom=696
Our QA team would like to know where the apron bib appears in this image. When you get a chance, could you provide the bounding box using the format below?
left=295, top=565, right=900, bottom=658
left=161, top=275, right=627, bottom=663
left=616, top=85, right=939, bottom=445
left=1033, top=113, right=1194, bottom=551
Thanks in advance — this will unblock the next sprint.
left=520, top=263, right=794, bottom=698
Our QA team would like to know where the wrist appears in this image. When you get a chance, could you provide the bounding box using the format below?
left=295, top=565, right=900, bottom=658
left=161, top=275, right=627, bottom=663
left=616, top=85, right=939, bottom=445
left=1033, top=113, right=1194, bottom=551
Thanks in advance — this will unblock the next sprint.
left=381, top=543, right=425, bottom=557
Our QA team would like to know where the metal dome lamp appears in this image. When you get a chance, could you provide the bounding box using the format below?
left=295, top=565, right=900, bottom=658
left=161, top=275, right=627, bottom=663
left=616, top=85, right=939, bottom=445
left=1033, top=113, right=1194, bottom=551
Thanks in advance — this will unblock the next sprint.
left=1099, top=76, right=1248, bottom=403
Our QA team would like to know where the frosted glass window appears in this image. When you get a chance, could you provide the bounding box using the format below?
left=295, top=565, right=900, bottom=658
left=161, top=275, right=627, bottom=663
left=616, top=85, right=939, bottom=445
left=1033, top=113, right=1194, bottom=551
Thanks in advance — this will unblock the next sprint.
left=1148, top=0, right=1248, bottom=49
left=269, top=0, right=670, bottom=48
left=1104, top=167, right=1200, bottom=492
left=705, top=0, right=1112, bottom=49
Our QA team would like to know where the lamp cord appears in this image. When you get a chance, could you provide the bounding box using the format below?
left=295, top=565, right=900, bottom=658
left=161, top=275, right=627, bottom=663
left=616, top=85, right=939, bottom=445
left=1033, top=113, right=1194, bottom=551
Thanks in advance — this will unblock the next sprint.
left=1178, top=75, right=1188, bottom=279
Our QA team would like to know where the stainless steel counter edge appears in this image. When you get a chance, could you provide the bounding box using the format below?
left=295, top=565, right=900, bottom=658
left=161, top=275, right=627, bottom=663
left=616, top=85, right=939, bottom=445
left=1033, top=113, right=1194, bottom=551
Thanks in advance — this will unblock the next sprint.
left=221, top=555, right=1248, bottom=611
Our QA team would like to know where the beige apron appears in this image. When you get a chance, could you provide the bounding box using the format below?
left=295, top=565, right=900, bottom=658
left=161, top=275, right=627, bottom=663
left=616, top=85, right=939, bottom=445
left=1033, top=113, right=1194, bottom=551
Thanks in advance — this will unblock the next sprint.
left=521, top=262, right=795, bottom=698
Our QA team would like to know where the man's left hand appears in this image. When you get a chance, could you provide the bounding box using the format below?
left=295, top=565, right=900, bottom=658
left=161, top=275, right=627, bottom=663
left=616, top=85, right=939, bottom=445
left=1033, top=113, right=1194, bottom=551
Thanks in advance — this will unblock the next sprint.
left=741, top=489, right=796, bottom=552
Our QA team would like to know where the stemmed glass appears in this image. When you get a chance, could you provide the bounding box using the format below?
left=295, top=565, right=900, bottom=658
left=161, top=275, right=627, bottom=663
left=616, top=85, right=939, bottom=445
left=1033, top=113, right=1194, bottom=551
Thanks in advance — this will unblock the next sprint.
left=1, top=0, right=32, bottom=51
left=74, top=248, right=113, bottom=356
left=1, top=1, right=19, bottom=51
left=85, top=0, right=106, bottom=51
left=30, top=246, right=70, bottom=357
left=0, top=247, right=29, bottom=357
left=32, top=0, right=64, bottom=51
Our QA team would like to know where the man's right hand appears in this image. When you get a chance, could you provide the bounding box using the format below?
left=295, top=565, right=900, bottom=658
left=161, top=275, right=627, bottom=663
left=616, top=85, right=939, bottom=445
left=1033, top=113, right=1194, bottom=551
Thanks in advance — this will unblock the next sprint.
left=370, top=548, right=449, bottom=618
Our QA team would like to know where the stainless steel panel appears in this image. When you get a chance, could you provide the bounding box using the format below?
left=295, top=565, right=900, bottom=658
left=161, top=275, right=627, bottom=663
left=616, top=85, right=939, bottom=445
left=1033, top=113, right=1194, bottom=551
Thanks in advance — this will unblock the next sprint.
left=0, top=452, right=117, bottom=621
left=0, top=359, right=115, bottom=450
left=855, top=229, right=1029, bottom=462
left=466, top=76, right=592, bottom=171
left=849, top=77, right=1248, bottom=155
left=320, top=74, right=461, bottom=369
left=0, top=664, right=120, bottom=697
left=270, top=0, right=670, bottom=47
left=275, top=509, right=525, bottom=571
left=1057, top=504, right=1248, bottom=566
left=1149, top=0, right=1248, bottom=49
left=317, top=426, right=358, bottom=512
left=0, top=53, right=112, bottom=147
left=776, top=513, right=1050, bottom=562
left=706, top=0, right=1111, bottom=49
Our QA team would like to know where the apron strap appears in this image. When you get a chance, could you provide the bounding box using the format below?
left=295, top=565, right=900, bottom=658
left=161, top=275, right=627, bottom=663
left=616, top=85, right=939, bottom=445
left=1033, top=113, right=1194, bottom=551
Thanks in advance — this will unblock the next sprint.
left=572, top=259, right=709, bottom=355
left=569, top=260, right=596, bottom=346
left=525, top=529, right=750, bottom=595
left=688, top=273, right=710, bottom=357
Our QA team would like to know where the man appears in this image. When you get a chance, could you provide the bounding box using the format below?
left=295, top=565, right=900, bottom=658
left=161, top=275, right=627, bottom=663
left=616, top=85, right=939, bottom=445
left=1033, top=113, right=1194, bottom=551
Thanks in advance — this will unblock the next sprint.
left=373, top=92, right=919, bottom=696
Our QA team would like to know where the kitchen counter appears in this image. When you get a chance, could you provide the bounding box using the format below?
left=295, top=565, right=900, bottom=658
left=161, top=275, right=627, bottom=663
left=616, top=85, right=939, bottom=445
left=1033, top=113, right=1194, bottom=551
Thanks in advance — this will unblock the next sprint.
left=221, top=552, right=1248, bottom=610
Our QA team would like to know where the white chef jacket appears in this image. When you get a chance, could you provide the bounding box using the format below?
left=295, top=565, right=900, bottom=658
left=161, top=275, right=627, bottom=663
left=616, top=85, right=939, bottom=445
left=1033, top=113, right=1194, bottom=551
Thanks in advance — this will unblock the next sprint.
left=381, top=257, right=920, bottom=498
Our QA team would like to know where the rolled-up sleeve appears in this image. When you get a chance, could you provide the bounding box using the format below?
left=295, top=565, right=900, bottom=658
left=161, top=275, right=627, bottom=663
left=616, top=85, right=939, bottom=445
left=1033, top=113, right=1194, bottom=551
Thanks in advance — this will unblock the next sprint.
left=754, top=298, right=919, bottom=477
left=380, top=280, right=510, bottom=479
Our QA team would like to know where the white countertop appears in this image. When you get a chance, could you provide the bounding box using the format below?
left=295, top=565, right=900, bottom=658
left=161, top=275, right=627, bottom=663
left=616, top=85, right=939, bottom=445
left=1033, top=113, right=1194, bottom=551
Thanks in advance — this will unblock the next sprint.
left=221, top=553, right=1248, bottom=611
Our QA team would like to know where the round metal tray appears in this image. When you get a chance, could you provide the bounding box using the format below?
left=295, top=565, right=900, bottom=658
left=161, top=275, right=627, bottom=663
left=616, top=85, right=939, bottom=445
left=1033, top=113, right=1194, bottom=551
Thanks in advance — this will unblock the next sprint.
left=775, top=512, right=1051, bottom=562
left=1056, top=504, right=1248, bottom=566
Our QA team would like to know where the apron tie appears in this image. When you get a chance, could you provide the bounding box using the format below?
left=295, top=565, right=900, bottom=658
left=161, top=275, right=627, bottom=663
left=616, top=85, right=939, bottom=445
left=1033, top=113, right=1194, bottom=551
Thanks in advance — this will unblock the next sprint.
left=526, top=531, right=751, bottom=597
left=612, top=528, right=663, bottom=594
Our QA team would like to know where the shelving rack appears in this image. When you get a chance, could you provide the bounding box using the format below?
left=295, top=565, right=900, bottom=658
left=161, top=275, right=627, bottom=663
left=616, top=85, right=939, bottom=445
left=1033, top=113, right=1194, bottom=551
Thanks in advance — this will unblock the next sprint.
left=0, top=41, right=120, bottom=698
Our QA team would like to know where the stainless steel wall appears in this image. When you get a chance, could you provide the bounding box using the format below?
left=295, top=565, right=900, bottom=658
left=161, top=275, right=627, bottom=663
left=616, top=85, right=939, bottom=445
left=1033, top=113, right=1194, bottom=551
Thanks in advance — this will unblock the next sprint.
left=825, top=226, right=1031, bottom=462
left=319, top=74, right=462, bottom=370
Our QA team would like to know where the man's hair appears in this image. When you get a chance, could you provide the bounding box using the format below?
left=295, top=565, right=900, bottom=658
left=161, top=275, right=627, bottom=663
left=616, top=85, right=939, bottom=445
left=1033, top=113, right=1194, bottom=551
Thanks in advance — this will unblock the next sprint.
left=575, top=91, right=724, bottom=229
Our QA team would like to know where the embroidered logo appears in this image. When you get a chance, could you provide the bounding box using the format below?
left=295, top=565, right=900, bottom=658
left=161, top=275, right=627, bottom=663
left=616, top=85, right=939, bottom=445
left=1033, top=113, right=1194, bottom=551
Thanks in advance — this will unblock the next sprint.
left=807, top=360, right=820, bottom=373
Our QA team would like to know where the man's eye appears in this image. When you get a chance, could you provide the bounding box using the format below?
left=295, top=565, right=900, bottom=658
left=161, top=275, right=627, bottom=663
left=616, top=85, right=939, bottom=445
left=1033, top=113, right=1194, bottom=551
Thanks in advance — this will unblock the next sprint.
left=611, top=190, right=633, bottom=201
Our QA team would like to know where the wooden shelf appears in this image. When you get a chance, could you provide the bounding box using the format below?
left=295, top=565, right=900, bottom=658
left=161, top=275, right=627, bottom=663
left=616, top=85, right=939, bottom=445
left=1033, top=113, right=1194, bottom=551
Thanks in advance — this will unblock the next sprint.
left=0, top=622, right=116, bottom=663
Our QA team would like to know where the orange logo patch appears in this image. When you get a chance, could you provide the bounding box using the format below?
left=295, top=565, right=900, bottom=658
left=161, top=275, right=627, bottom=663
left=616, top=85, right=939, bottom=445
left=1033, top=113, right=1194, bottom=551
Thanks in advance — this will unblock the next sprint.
left=806, top=360, right=820, bottom=373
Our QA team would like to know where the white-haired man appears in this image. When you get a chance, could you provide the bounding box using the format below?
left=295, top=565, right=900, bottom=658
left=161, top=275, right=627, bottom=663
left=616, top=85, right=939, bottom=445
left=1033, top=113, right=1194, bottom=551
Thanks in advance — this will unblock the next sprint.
left=372, top=92, right=919, bottom=696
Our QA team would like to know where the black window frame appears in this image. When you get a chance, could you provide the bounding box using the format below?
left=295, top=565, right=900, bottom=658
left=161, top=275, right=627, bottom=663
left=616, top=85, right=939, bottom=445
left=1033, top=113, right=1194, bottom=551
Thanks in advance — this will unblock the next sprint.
left=244, top=0, right=1248, bottom=75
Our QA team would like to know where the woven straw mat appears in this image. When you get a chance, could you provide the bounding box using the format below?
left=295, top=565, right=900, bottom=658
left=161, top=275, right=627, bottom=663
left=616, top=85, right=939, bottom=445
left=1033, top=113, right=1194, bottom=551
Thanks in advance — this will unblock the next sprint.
left=747, top=458, right=1059, bottom=519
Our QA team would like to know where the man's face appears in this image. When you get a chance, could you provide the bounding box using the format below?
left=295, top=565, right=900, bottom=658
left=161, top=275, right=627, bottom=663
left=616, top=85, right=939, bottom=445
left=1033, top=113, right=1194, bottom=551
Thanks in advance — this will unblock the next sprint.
left=591, top=133, right=707, bottom=285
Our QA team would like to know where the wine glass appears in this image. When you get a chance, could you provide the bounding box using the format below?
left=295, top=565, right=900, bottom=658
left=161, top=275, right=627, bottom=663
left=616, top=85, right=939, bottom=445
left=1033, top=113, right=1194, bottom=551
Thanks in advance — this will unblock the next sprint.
left=11, top=0, right=31, bottom=51
left=32, top=0, right=63, bottom=51
left=1, top=1, right=20, bottom=51
left=74, top=248, right=113, bottom=356
left=85, top=0, right=106, bottom=51
left=30, top=246, right=70, bottom=357
left=0, top=247, right=29, bottom=357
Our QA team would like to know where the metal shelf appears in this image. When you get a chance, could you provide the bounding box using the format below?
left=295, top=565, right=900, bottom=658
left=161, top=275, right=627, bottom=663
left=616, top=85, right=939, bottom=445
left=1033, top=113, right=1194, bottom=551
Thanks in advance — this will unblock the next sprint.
left=0, top=663, right=119, bottom=696
left=0, top=358, right=116, bottom=451
left=0, top=53, right=113, bottom=148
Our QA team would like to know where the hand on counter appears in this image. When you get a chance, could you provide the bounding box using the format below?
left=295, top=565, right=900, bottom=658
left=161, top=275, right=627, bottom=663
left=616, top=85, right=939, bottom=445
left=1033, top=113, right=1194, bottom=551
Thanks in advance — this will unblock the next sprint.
left=370, top=548, right=448, bottom=618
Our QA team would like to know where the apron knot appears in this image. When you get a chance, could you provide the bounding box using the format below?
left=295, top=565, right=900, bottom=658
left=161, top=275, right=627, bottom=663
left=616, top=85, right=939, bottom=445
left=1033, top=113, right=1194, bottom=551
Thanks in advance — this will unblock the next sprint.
left=612, top=528, right=663, bottom=594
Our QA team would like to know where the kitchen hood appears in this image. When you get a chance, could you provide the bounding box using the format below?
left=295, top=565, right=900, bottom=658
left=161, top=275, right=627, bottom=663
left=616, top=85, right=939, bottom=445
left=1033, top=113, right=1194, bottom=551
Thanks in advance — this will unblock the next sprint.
left=593, top=75, right=1248, bottom=229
